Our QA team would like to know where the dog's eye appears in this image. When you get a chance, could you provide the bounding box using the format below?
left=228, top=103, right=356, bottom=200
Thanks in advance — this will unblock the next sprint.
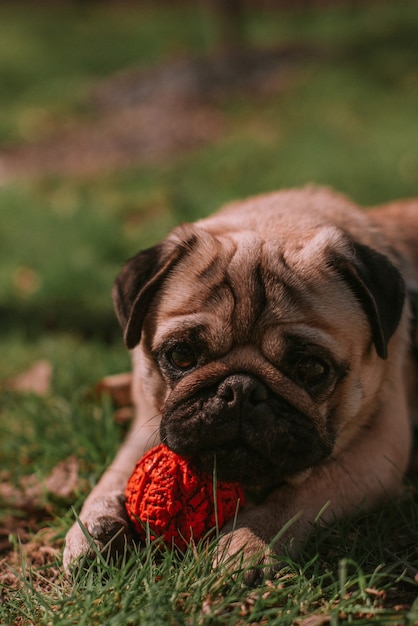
left=167, top=344, right=197, bottom=371
left=292, top=356, right=329, bottom=390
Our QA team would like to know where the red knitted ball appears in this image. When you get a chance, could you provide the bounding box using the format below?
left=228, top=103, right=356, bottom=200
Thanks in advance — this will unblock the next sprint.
left=125, top=444, right=245, bottom=550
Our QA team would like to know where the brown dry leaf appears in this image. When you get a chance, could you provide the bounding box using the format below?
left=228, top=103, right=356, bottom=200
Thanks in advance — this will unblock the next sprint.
left=296, top=616, right=331, bottom=626
left=0, top=456, right=80, bottom=511
left=12, top=266, right=42, bottom=297
left=114, top=406, right=135, bottom=424
left=44, top=455, right=79, bottom=500
left=6, top=359, right=52, bottom=396
left=365, top=587, right=387, bottom=600
left=0, top=473, right=42, bottom=511
left=0, top=517, right=27, bottom=555
left=95, top=372, right=133, bottom=407
left=0, top=527, right=63, bottom=594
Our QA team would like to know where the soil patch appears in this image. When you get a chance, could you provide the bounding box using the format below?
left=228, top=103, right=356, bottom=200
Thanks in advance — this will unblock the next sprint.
left=0, top=46, right=314, bottom=179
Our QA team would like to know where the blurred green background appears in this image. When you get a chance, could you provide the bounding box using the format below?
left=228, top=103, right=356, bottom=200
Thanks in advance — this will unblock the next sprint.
left=0, top=0, right=417, bottom=473
left=1, top=7, right=417, bottom=621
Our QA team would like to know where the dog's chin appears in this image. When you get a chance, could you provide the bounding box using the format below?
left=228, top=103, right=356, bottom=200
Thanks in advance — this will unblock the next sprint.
left=165, top=438, right=302, bottom=490
left=194, top=441, right=278, bottom=488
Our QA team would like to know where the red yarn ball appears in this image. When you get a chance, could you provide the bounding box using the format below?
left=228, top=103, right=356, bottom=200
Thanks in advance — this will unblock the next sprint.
left=125, top=444, right=245, bottom=550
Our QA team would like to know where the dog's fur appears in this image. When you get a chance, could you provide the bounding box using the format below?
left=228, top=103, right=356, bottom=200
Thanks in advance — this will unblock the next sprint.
left=64, top=187, right=418, bottom=579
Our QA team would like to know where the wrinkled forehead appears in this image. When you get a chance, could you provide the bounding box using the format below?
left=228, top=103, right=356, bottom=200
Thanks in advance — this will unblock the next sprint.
left=150, top=230, right=364, bottom=353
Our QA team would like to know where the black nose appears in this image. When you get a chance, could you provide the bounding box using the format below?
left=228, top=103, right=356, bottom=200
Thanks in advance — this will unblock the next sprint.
left=217, top=374, right=268, bottom=411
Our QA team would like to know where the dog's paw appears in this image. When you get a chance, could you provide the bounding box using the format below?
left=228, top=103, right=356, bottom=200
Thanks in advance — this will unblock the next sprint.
left=214, top=526, right=277, bottom=586
left=63, top=492, right=132, bottom=574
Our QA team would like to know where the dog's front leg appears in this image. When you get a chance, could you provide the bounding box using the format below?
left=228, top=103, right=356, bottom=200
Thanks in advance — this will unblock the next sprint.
left=63, top=393, right=160, bottom=573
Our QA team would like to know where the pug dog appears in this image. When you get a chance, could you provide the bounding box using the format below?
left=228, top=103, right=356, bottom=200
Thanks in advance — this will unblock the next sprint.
left=64, top=186, right=418, bottom=579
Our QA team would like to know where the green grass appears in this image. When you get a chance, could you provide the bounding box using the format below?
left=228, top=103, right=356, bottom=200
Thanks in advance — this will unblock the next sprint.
left=2, top=502, right=418, bottom=625
left=0, top=1, right=417, bottom=623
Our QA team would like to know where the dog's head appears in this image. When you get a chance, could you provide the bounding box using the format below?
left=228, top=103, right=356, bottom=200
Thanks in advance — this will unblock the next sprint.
left=113, top=209, right=405, bottom=490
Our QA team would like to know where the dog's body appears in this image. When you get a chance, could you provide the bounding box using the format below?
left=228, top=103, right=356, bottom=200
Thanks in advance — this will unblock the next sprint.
left=64, top=187, right=418, bottom=577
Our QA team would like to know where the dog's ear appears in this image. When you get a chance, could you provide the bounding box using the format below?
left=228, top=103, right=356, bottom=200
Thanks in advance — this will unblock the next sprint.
left=113, top=227, right=197, bottom=349
left=329, top=239, right=405, bottom=359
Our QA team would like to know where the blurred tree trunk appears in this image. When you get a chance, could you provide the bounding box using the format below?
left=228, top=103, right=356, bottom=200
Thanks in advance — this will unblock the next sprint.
left=202, top=0, right=248, bottom=53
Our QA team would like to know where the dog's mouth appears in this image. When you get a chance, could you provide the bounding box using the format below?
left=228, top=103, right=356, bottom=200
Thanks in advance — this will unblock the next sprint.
left=161, top=373, right=333, bottom=489
left=194, top=440, right=279, bottom=486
